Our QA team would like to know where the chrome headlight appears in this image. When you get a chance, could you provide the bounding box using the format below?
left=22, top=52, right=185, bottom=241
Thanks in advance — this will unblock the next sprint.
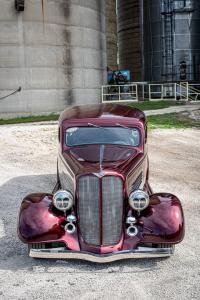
left=129, top=190, right=150, bottom=211
left=53, top=190, right=74, bottom=211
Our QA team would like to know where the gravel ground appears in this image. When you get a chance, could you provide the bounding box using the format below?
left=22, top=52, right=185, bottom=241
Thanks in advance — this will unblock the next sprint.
left=0, top=123, right=200, bottom=300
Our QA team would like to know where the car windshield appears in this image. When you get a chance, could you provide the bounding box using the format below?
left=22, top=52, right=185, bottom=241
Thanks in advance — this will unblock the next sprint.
left=66, top=126, right=140, bottom=147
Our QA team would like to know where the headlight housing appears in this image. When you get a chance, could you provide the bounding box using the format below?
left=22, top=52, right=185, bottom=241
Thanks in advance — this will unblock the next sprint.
left=129, top=190, right=150, bottom=211
left=53, top=190, right=74, bottom=211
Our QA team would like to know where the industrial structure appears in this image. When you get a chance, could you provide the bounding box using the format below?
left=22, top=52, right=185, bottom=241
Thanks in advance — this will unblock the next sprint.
left=118, top=0, right=200, bottom=83
left=117, top=0, right=142, bottom=81
left=106, top=0, right=118, bottom=71
left=1, top=0, right=200, bottom=116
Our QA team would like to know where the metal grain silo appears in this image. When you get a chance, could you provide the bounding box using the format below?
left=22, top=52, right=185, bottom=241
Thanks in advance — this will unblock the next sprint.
left=117, top=0, right=142, bottom=81
left=143, top=0, right=200, bottom=82
left=106, top=0, right=117, bottom=71
left=118, top=0, right=200, bottom=83
left=0, top=0, right=107, bottom=117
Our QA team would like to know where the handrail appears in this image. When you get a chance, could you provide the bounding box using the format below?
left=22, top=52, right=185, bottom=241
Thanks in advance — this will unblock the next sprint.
left=0, top=87, right=21, bottom=101
left=101, top=81, right=200, bottom=103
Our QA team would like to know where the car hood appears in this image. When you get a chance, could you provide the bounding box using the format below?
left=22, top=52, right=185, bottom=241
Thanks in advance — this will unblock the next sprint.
left=62, top=145, right=143, bottom=175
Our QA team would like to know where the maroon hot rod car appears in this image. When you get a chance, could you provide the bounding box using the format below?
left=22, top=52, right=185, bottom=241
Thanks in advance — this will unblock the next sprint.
left=18, top=104, right=185, bottom=263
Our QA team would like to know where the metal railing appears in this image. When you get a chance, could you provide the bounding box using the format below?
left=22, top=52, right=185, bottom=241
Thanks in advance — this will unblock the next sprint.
left=148, top=83, right=176, bottom=101
left=149, top=82, right=189, bottom=101
left=102, top=84, right=138, bottom=103
left=188, top=84, right=200, bottom=101
left=101, top=81, right=200, bottom=103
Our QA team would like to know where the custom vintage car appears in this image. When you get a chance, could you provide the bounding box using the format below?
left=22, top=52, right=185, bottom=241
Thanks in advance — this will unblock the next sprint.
left=18, top=104, right=185, bottom=263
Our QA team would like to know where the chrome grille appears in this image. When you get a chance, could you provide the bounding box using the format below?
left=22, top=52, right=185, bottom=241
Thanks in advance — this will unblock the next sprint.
left=102, top=177, right=123, bottom=245
left=78, top=175, right=123, bottom=246
left=78, top=176, right=100, bottom=245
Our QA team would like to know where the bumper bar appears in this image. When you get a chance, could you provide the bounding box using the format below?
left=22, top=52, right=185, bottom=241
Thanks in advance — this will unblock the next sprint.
left=29, top=246, right=174, bottom=263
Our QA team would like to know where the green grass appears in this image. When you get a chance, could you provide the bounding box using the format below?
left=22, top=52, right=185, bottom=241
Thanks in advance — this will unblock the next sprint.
left=147, top=113, right=200, bottom=129
left=127, top=100, right=185, bottom=111
left=0, top=102, right=199, bottom=129
left=0, top=114, right=59, bottom=125
left=0, top=101, right=185, bottom=125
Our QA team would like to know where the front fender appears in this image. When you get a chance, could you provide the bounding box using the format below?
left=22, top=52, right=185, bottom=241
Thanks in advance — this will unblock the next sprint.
left=17, top=193, right=80, bottom=250
left=141, top=193, right=185, bottom=244
left=18, top=193, right=65, bottom=242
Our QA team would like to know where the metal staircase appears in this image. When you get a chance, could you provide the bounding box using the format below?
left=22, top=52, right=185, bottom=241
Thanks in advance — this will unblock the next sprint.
left=161, top=0, right=195, bottom=82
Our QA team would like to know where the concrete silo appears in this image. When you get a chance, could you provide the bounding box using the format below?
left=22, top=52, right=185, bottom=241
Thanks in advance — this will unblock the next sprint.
left=0, top=0, right=107, bottom=117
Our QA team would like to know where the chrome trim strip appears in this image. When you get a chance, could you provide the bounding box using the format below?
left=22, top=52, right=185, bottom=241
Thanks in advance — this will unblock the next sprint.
left=30, top=247, right=174, bottom=263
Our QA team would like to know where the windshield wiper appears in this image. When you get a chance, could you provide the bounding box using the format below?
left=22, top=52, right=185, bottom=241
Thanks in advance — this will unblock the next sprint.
left=88, top=123, right=109, bottom=129
left=87, top=123, right=103, bottom=128
left=115, top=123, right=130, bottom=129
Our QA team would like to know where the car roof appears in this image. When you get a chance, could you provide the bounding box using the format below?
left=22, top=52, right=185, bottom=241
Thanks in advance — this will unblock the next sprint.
left=59, top=104, right=146, bottom=125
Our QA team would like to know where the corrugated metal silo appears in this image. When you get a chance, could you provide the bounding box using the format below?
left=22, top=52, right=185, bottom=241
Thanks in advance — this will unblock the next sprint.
left=117, top=0, right=142, bottom=81
left=106, top=0, right=117, bottom=71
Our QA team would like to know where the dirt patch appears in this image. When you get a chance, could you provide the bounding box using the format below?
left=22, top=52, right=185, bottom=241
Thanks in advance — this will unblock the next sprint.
left=178, top=109, right=200, bottom=124
left=187, top=109, right=200, bottom=121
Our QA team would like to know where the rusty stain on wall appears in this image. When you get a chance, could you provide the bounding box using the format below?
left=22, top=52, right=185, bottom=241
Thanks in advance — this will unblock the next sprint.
left=41, top=0, right=45, bottom=26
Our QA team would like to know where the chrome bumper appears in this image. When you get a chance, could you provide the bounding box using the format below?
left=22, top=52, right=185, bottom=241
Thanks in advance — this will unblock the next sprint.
left=29, top=246, right=174, bottom=263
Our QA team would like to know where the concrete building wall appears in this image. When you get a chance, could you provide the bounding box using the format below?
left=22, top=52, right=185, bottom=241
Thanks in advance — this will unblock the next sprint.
left=0, top=0, right=107, bottom=116
left=106, top=0, right=117, bottom=71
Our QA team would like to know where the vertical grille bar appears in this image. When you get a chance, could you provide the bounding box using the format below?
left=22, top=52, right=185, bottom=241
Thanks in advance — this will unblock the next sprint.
left=78, top=176, right=100, bottom=245
left=78, top=175, right=123, bottom=246
left=102, top=177, right=123, bottom=245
